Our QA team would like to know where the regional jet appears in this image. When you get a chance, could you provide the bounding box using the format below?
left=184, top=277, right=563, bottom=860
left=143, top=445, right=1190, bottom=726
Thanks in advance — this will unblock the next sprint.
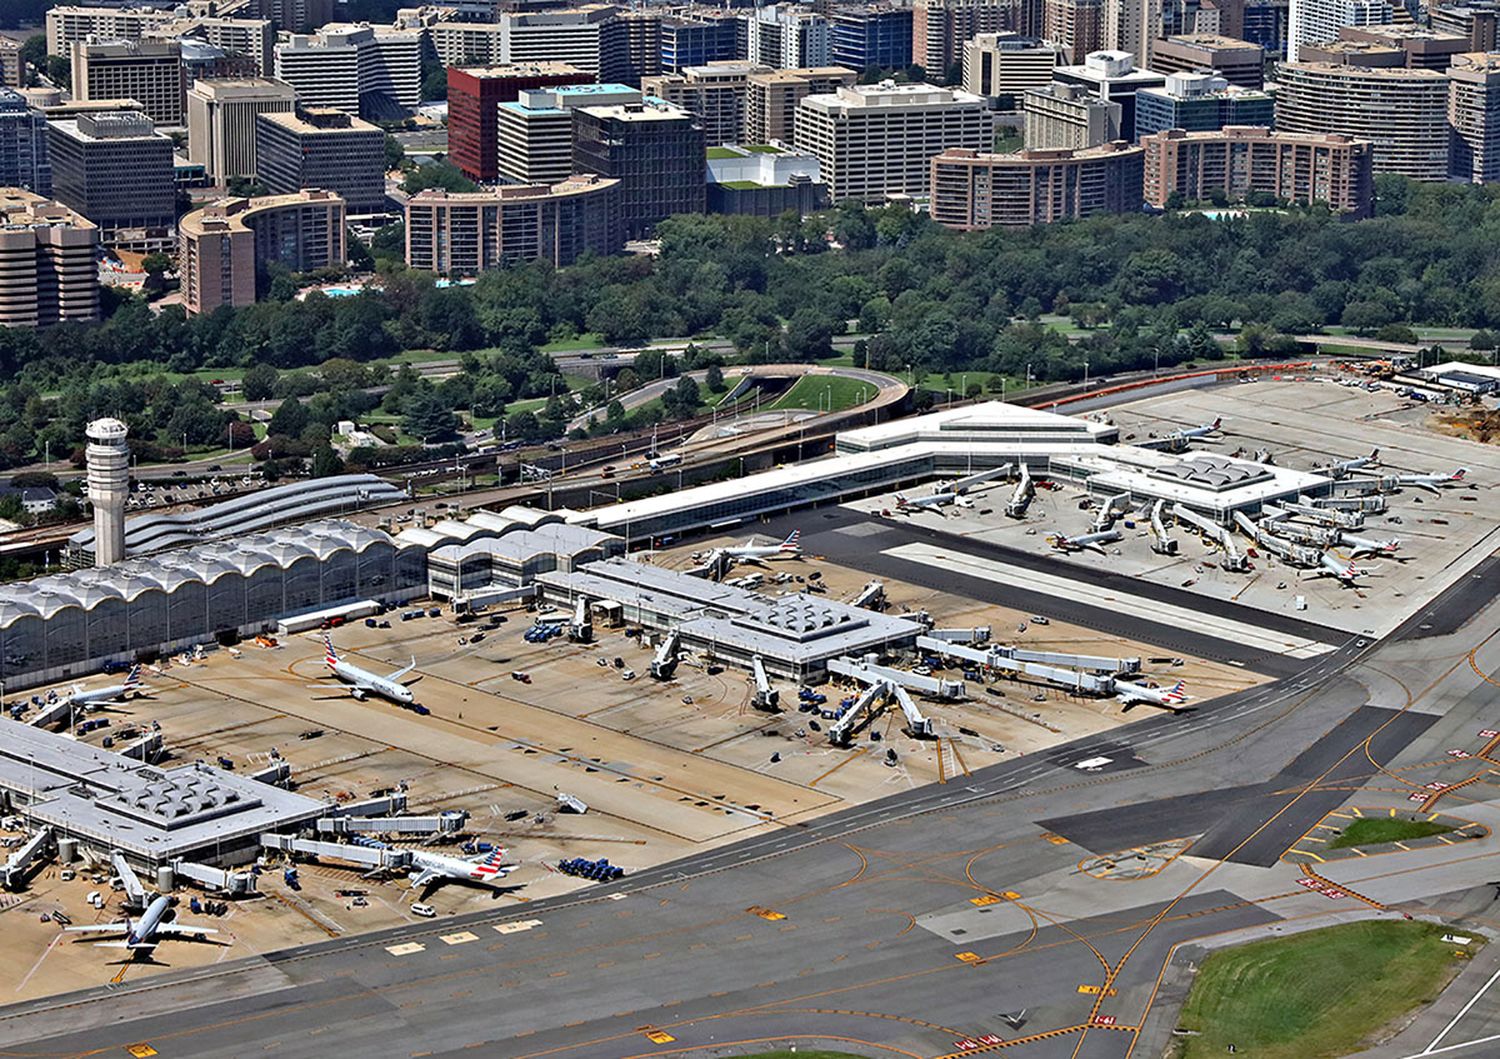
left=1047, top=529, right=1122, bottom=555
left=408, top=846, right=515, bottom=892
left=722, top=530, right=802, bottom=563
left=1340, top=532, right=1400, bottom=559
left=311, top=635, right=417, bottom=705
left=1315, top=448, right=1379, bottom=478
left=1316, top=553, right=1363, bottom=586
left=63, top=893, right=219, bottom=954
left=1393, top=468, right=1469, bottom=494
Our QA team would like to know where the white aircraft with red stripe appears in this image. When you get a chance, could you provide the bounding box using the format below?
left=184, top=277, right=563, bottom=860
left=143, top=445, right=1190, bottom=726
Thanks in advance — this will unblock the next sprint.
left=1114, top=679, right=1190, bottom=712
left=407, top=847, right=515, bottom=891
left=310, top=634, right=416, bottom=705
left=722, top=530, right=802, bottom=563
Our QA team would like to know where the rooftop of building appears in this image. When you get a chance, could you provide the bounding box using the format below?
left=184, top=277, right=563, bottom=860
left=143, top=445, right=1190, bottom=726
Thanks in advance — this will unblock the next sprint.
left=406, top=174, right=620, bottom=203
left=1141, top=123, right=1366, bottom=145
left=50, top=111, right=168, bottom=142
left=1158, top=32, right=1263, bottom=51
left=802, top=80, right=986, bottom=110
left=179, top=188, right=344, bottom=238
left=935, top=141, right=1142, bottom=163
left=450, top=61, right=589, bottom=78
left=1278, top=59, right=1450, bottom=79
left=747, top=65, right=858, bottom=83
left=1056, top=50, right=1166, bottom=83
left=255, top=107, right=381, bottom=134
left=1141, top=72, right=1273, bottom=99
left=1450, top=50, right=1500, bottom=74
left=187, top=77, right=297, bottom=98
left=73, top=37, right=181, bottom=57
left=575, top=96, right=695, bottom=120
left=0, top=188, right=95, bottom=232
left=1340, top=23, right=1469, bottom=43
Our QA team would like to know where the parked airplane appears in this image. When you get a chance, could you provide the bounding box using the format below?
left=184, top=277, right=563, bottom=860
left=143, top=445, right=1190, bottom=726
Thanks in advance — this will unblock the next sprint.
left=722, top=530, right=802, bottom=563
left=408, top=846, right=515, bottom=891
left=1340, top=532, right=1400, bottom=559
left=1047, top=529, right=1122, bottom=555
left=1115, top=679, right=1189, bottom=712
left=62, top=893, right=218, bottom=954
left=61, top=665, right=150, bottom=709
left=311, top=635, right=417, bottom=705
left=1315, top=448, right=1379, bottom=478
left=1316, top=552, right=1363, bottom=586
left=1394, top=468, right=1468, bottom=494
left=1178, top=417, right=1222, bottom=440
left=895, top=491, right=973, bottom=515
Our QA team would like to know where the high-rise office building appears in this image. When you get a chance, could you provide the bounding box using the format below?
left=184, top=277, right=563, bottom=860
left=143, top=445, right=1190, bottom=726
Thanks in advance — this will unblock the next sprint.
left=1105, top=0, right=1162, bottom=67
left=498, top=84, right=641, bottom=184
left=1024, top=80, right=1122, bottom=145
left=643, top=63, right=770, bottom=146
left=148, top=15, right=277, bottom=76
left=187, top=77, right=298, bottom=183
left=1133, top=71, right=1274, bottom=137
left=746, top=66, right=859, bottom=143
left=178, top=189, right=345, bottom=314
left=1448, top=50, right=1500, bottom=182
left=255, top=108, right=385, bottom=214
left=0, top=39, right=22, bottom=88
left=1150, top=32, right=1265, bottom=85
left=273, top=23, right=421, bottom=117
left=620, top=10, right=664, bottom=83
left=930, top=142, right=1143, bottom=227
left=71, top=39, right=184, bottom=126
left=1051, top=49, right=1166, bottom=139
left=427, top=21, right=506, bottom=67
left=448, top=63, right=588, bottom=182
left=747, top=6, right=833, bottom=69
left=1430, top=3, right=1498, bottom=53
left=794, top=81, right=991, bottom=200
left=1288, top=0, right=1390, bottom=62
left=1044, top=0, right=1106, bottom=62
left=573, top=98, right=705, bottom=236
left=46, top=6, right=176, bottom=57
left=1336, top=25, right=1470, bottom=68
left=1274, top=61, right=1448, bottom=179
left=0, top=189, right=99, bottom=329
left=500, top=7, right=628, bottom=82
left=963, top=33, right=1061, bottom=105
left=660, top=17, right=742, bottom=73
left=830, top=6, right=916, bottom=70
left=0, top=90, right=52, bottom=196
left=47, top=111, right=175, bottom=247
left=254, top=0, right=337, bottom=34
left=404, top=176, right=623, bottom=273
left=1140, top=124, right=1373, bottom=214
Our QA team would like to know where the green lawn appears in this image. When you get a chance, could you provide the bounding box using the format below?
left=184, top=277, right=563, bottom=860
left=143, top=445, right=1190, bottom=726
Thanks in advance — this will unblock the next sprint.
left=1176, top=921, right=1475, bottom=1059
left=768, top=375, right=876, bottom=413
left=539, top=332, right=605, bottom=352
left=1328, top=817, right=1455, bottom=849
left=918, top=371, right=1026, bottom=399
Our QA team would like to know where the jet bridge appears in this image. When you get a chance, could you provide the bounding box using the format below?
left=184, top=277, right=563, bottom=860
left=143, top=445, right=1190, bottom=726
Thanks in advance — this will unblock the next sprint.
left=917, top=635, right=1137, bottom=680
left=2, top=827, right=52, bottom=890
left=332, top=792, right=409, bottom=818
left=111, top=850, right=146, bottom=904
left=649, top=630, right=681, bottom=680
left=948, top=463, right=1013, bottom=493
left=850, top=580, right=886, bottom=611
left=247, top=760, right=293, bottom=787
left=260, top=834, right=413, bottom=872
left=750, top=656, right=779, bottom=710
left=827, top=656, right=965, bottom=700
left=1269, top=501, right=1363, bottom=529
left=1232, top=512, right=1321, bottom=568
left=172, top=859, right=258, bottom=896
left=1148, top=500, right=1178, bottom=556
left=28, top=697, right=74, bottom=730
left=827, top=679, right=933, bottom=746
left=926, top=626, right=991, bottom=645
left=121, top=730, right=164, bottom=763
left=1171, top=504, right=1250, bottom=572
left=1091, top=494, right=1131, bottom=533
left=316, top=811, right=468, bottom=836
left=1005, top=464, right=1034, bottom=518
left=1306, top=494, right=1387, bottom=514
left=1257, top=510, right=1338, bottom=547
left=566, top=597, right=593, bottom=643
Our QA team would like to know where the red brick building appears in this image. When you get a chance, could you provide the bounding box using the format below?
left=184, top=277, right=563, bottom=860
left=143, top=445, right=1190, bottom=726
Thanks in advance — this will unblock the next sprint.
left=447, top=62, right=589, bottom=182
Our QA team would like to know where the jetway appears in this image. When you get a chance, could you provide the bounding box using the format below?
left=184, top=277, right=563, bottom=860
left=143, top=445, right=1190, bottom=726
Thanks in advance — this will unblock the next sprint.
left=827, top=679, right=933, bottom=746
left=330, top=792, right=408, bottom=818
left=1091, top=494, right=1130, bottom=533
left=27, top=698, right=74, bottom=730
left=121, top=731, right=164, bottom=763
left=2, top=827, right=52, bottom=890
left=1307, top=494, right=1387, bottom=514
left=850, top=580, right=886, bottom=611
left=1233, top=512, right=1321, bottom=568
left=1269, top=501, right=1363, bottom=529
left=828, top=655, right=965, bottom=700
left=1329, top=477, right=1383, bottom=497
left=1257, top=512, right=1338, bottom=547
left=111, top=850, right=146, bottom=904
left=261, top=834, right=413, bottom=872
left=1018, top=661, right=1114, bottom=695
left=926, top=626, right=991, bottom=645
left=173, top=859, right=258, bottom=896
left=1148, top=500, right=1177, bottom=555
left=649, top=630, right=681, bottom=680
left=750, top=656, right=779, bottom=711
left=918, top=635, right=1138, bottom=677
left=566, top=597, right=593, bottom=643
left=316, top=810, right=468, bottom=836
left=1005, top=464, right=1034, bottom=518
left=948, top=463, right=1013, bottom=493
left=1172, top=504, right=1250, bottom=571
left=247, top=760, right=292, bottom=787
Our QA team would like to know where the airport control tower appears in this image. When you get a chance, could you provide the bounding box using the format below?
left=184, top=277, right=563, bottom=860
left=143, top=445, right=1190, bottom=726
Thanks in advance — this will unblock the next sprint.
left=85, top=417, right=129, bottom=567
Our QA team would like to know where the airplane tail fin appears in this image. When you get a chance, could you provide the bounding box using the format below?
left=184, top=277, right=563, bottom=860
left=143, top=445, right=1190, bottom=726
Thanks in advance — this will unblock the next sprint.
left=1455, top=468, right=1469, bottom=480
left=781, top=530, right=801, bottom=550
left=1211, top=417, right=1222, bottom=430
left=473, top=847, right=509, bottom=876
left=1169, top=679, right=1186, bottom=697
left=1370, top=448, right=1379, bottom=461
left=323, top=634, right=339, bottom=668
left=122, top=664, right=141, bottom=689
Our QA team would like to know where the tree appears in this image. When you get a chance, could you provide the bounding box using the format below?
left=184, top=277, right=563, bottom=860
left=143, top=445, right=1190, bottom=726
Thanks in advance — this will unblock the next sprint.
left=241, top=363, right=279, bottom=400
left=784, top=308, right=835, bottom=360
left=268, top=397, right=311, bottom=439
left=140, top=252, right=173, bottom=296
left=310, top=444, right=345, bottom=478
left=384, top=135, right=406, bottom=170
left=401, top=160, right=478, bottom=195
left=19, top=35, right=45, bottom=83
left=45, top=55, right=70, bottom=90
left=1342, top=299, right=1397, bottom=335
left=704, top=362, right=725, bottom=393
left=1470, top=329, right=1496, bottom=351
left=402, top=390, right=458, bottom=442
left=661, top=375, right=702, bottom=420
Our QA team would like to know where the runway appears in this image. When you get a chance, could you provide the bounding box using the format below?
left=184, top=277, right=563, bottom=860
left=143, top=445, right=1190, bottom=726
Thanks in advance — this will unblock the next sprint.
left=2, top=545, right=1497, bottom=1058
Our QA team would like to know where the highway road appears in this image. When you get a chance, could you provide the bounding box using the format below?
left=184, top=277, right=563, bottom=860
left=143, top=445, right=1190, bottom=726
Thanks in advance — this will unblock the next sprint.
left=2, top=518, right=1497, bottom=1057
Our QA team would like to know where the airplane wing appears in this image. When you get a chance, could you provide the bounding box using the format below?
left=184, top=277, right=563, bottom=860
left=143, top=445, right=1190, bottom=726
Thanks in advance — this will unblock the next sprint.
left=737, top=556, right=769, bottom=567
left=63, top=922, right=131, bottom=935
left=387, top=658, right=418, bottom=683
left=409, top=868, right=439, bottom=889
left=93, top=940, right=150, bottom=950
left=156, top=923, right=219, bottom=936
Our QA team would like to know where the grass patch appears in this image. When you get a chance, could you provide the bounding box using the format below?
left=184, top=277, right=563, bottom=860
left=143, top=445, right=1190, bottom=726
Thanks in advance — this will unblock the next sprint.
left=1175, top=920, right=1475, bottom=1059
left=1327, top=816, right=1455, bottom=849
left=767, top=375, right=876, bottom=412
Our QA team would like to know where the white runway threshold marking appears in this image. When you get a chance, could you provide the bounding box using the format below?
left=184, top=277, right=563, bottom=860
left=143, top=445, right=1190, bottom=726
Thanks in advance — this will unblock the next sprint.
left=884, top=542, right=1332, bottom=660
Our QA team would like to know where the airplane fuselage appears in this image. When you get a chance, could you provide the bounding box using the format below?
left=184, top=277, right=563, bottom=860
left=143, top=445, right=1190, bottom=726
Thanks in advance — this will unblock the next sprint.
left=328, top=659, right=414, bottom=705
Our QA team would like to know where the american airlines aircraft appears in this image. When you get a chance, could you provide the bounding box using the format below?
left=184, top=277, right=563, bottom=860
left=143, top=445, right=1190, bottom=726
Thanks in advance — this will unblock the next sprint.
left=63, top=893, right=218, bottom=954
left=312, top=635, right=417, bottom=705
left=1394, top=468, right=1468, bottom=494
left=408, top=847, right=515, bottom=892
left=1340, top=532, right=1400, bottom=559
left=61, top=665, right=150, bottom=709
left=894, top=491, right=973, bottom=516
left=722, top=530, right=802, bottom=563
left=1315, top=448, right=1379, bottom=478
left=1115, top=679, right=1189, bottom=712
left=1047, top=529, right=1122, bottom=555
left=1316, top=553, right=1363, bottom=586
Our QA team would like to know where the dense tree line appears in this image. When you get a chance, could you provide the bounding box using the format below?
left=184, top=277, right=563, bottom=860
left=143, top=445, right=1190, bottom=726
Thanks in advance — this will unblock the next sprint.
left=2, top=178, right=1500, bottom=470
